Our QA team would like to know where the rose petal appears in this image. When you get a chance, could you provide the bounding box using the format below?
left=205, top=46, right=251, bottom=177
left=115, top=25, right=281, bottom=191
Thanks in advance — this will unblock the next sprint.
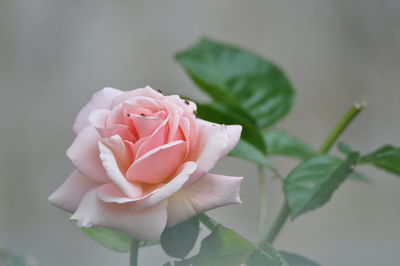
left=97, top=124, right=136, bottom=143
left=48, top=170, right=101, bottom=213
left=96, top=183, right=163, bottom=203
left=66, top=125, right=109, bottom=182
left=131, top=161, right=197, bottom=211
left=223, top=125, right=242, bottom=156
left=73, top=87, right=123, bottom=134
left=88, top=109, right=111, bottom=129
left=135, top=118, right=168, bottom=159
left=129, top=113, right=163, bottom=139
left=98, top=140, right=143, bottom=198
left=184, top=120, right=230, bottom=187
left=166, top=174, right=243, bottom=227
left=185, top=121, right=241, bottom=187
left=111, top=86, right=164, bottom=108
left=100, top=135, right=134, bottom=173
left=126, top=141, right=187, bottom=184
left=70, top=189, right=167, bottom=240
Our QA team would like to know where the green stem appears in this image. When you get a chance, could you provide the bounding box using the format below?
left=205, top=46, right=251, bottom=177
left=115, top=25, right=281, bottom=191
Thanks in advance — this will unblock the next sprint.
left=263, top=102, right=365, bottom=244
left=198, top=214, right=217, bottom=231
left=129, top=238, right=140, bottom=266
left=257, top=165, right=268, bottom=239
left=318, top=102, right=365, bottom=154
left=264, top=201, right=290, bottom=244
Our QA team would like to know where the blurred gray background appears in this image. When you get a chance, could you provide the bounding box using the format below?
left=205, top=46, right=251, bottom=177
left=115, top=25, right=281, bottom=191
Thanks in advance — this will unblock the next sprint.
left=0, top=0, right=399, bottom=265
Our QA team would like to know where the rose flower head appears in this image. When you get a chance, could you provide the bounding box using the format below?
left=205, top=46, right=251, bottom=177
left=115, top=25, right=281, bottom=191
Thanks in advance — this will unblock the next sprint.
left=49, top=86, right=243, bottom=240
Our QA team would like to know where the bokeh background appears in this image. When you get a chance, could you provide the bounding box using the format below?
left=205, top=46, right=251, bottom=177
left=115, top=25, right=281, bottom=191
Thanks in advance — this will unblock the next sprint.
left=1, top=1, right=399, bottom=265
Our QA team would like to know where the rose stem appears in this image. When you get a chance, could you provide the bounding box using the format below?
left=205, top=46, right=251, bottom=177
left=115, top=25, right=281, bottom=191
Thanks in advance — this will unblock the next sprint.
left=257, top=164, right=268, bottom=239
left=318, top=102, right=366, bottom=154
left=263, top=102, right=365, bottom=244
left=129, top=238, right=140, bottom=266
left=197, top=213, right=217, bottom=231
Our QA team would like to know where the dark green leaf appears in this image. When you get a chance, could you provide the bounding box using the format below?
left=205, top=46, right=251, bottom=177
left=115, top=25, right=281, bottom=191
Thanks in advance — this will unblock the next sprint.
left=284, top=153, right=359, bottom=219
left=176, top=38, right=295, bottom=128
left=189, top=224, right=253, bottom=266
left=229, top=140, right=275, bottom=169
left=81, top=227, right=131, bottom=252
left=359, top=145, right=400, bottom=175
left=196, top=102, right=266, bottom=153
left=187, top=224, right=287, bottom=266
left=161, top=217, right=200, bottom=259
left=246, top=242, right=289, bottom=266
left=280, top=251, right=320, bottom=266
left=264, top=130, right=314, bottom=160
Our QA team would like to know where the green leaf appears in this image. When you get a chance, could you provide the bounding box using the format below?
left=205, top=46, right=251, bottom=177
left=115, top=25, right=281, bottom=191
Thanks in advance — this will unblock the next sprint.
left=189, top=224, right=253, bottom=266
left=264, top=130, right=314, bottom=160
left=140, top=238, right=161, bottom=248
left=284, top=153, right=359, bottom=219
left=246, top=242, right=289, bottom=266
left=81, top=227, right=160, bottom=252
left=187, top=224, right=287, bottom=266
left=176, top=38, right=295, bottom=128
left=337, top=142, right=355, bottom=155
left=196, top=102, right=266, bottom=153
left=229, top=139, right=275, bottom=169
left=0, top=249, right=38, bottom=266
left=160, top=217, right=200, bottom=259
left=81, top=227, right=131, bottom=252
left=280, top=251, right=320, bottom=266
left=359, top=145, right=400, bottom=175
left=348, top=171, right=370, bottom=183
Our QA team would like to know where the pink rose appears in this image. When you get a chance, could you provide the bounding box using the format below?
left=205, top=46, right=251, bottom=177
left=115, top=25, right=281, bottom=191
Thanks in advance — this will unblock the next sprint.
left=49, top=86, right=243, bottom=240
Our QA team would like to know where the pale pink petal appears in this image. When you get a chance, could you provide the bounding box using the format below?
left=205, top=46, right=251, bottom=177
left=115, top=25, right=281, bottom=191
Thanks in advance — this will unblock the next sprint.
left=163, top=101, right=182, bottom=142
left=126, top=141, right=186, bottom=184
left=135, top=118, right=168, bottom=158
left=66, top=125, right=109, bottom=183
left=88, top=109, right=111, bottom=129
left=129, top=114, right=163, bottom=139
left=126, top=141, right=187, bottom=184
left=48, top=170, right=101, bottom=213
left=166, top=174, right=243, bottom=227
left=96, top=183, right=163, bottom=203
left=223, top=125, right=242, bottom=156
left=70, top=189, right=167, bottom=240
left=73, top=88, right=123, bottom=134
left=165, top=95, right=197, bottom=114
left=100, top=135, right=134, bottom=173
left=184, top=120, right=230, bottom=187
left=98, top=140, right=143, bottom=198
left=111, top=86, right=164, bottom=108
left=97, top=124, right=136, bottom=143
left=131, top=161, right=197, bottom=211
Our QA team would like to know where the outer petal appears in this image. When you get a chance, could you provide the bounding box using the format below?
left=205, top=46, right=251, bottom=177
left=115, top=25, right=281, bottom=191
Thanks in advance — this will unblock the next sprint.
left=222, top=125, right=242, bottom=156
left=111, top=86, right=164, bottom=108
left=48, top=170, right=101, bottom=213
left=73, top=87, right=123, bottom=134
left=126, top=141, right=187, bottom=184
left=96, top=183, right=163, bottom=203
left=66, top=125, right=109, bottom=183
left=88, top=109, right=110, bottom=129
left=166, top=174, right=243, bottom=227
left=98, top=140, right=143, bottom=198
left=70, top=189, right=167, bottom=240
left=131, top=161, right=197, bottom=211
left=185, top=120, right=234, bottom=187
